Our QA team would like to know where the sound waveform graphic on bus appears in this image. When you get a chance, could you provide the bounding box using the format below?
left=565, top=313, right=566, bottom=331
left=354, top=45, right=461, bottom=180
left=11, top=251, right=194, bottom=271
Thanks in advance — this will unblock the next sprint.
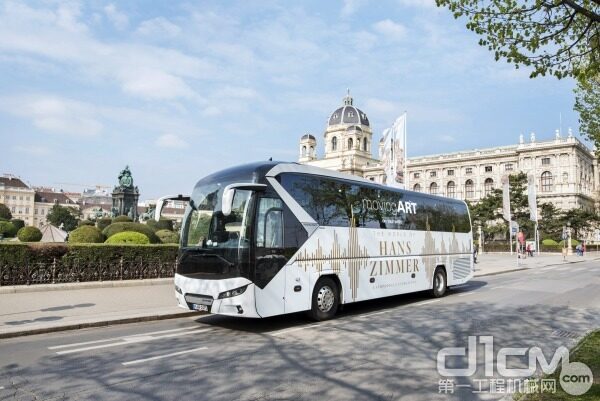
left=296, top=227, right=369, bottom=300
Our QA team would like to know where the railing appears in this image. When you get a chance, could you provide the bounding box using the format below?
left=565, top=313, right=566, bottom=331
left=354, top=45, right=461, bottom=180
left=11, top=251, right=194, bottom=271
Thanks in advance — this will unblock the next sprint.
left=0, top=257, right=177, bottom=286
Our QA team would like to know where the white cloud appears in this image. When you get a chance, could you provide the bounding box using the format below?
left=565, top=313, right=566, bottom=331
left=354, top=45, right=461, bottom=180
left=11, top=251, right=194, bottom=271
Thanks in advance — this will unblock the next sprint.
left=136, top=17, right=181, bottom=38
left=398, top=0, right=437, bottom=8
left=13, top=145, right=50, bottom=156
left=0, top=95, right=102, bottom=136
left=201, top=106, right=221, bottom=117
left=104, top=4, right=128, bottom=30
left=341, top=0, right=368, bottom=17
left=373, top=19, right=407, bottom=41
left=155, top=134, right=188, bottom=149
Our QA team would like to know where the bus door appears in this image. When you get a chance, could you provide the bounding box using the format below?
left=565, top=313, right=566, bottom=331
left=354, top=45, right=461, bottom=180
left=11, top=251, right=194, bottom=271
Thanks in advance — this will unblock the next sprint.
left=253, top=197, right=287, bottom=317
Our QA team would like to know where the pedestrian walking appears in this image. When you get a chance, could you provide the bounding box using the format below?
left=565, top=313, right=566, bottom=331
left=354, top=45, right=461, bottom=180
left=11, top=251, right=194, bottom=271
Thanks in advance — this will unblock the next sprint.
left=473, top=244, right=478, bottom=264
left=526, top=243, right=533, bottom=257
left=582, top=242, right=586, bottom=256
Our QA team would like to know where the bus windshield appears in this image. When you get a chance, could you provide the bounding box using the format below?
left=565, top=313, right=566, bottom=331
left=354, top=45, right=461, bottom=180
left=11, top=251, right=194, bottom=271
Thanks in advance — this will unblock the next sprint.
left=182, top=184, right=252, bottom=250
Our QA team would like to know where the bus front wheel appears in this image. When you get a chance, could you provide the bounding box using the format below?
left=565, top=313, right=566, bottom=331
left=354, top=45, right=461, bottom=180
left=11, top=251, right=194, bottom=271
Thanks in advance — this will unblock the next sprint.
left=431, top=268, right=447, bottom=298
left=309, top=277, right=339, bottom=321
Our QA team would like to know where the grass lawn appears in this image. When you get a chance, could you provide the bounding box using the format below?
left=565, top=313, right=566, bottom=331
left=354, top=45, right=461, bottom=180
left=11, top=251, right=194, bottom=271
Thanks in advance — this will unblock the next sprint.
left=516, top=330, right=599, bottom=400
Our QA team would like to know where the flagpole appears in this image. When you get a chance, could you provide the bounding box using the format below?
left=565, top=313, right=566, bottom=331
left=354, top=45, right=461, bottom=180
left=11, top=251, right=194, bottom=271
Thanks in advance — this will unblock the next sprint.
left=404, top=111, right=408, bottom=189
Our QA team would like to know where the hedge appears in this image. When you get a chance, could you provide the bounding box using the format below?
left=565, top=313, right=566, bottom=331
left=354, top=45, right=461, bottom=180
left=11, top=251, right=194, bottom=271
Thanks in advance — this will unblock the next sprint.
left=103, top=222, right=160, bottom=244
left=147, top=219, right=174, bottom=232
left=113, top=215, right=133, bottom=223
left=17, top=226, right=42, bottom=242
left=0, top=243, right=178, bottom=285
left=11, top=219, right=25, bottom=231
left=105, top=231, right=150, bottom=245
left=69, top=226, right=105, bottom=243
left=542, top=239, right=558, bottom=246
left=156, top=229, right=179, bottom=244
left=78, top=220, right=95, bottom=227
left=0, top=221, right=17, bottom=238
left=96, top=217, right=113, bottom=231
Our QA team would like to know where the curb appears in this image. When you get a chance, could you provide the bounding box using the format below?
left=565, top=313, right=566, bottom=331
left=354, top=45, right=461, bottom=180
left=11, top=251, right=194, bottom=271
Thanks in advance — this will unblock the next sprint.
left=0, top=311, right=200, bottom=339
left=475, top=267, right=529, bottom=277
left=0, top=278, right=174, bottom=294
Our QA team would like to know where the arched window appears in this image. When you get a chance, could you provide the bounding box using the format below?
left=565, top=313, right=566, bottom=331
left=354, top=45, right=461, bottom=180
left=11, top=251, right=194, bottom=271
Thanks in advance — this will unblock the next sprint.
left=301, top=146, right=306, bottom=157
left=465, top=180, right=474, bottom=199
left=331, top=136, right=337, bottom=151
left=413, top=184, right=421, bottom=192
left=562, top=172, right=568, bottom=183
left=429, top=182, right=438, bottom=195
left=484, top=178, right=494, bottom=197
left=363, top=138, right=368, bottom=151
left=447, top=181, right=456, bottom=198
left=348, top=138, right=353, bottom=150
left=310, top=146, right=314, bottom=157
left=541, top=171, right=553, bottom=192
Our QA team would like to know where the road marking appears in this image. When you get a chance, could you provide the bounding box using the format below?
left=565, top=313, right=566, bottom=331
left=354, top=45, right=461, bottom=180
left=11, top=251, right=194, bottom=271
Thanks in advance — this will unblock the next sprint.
left=55, top=328, right=212, bottom=355
left=0, top=386, right=4, bottom=390
left=417, top=299, right=440, bottom=305
left=122, top=347, right=208, bottom=366
left=49, top=327, right=197, bottom=350
left=269, top=323, right=322, bottom=337
left=457, top=292, right=473, bottom=297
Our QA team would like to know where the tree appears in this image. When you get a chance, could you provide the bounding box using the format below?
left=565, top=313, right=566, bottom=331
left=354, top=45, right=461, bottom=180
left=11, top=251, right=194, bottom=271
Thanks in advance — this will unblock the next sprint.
left=0, top=203, right=12, bottom=220
left=574, top=73, right=600, bottom=153
left=46, top=204, right=79, bottom=232
left=435, top=0, right=600, bottom=79
left=538, top=202, right=564, bottom=240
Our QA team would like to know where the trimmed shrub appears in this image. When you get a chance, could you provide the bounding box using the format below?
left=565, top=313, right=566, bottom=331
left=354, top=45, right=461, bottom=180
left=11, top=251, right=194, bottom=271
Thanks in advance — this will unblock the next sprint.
left=113, top=215, right=133, bottom=223
left=146, top=219, right=174, bottom=232
left=156, top=229, right=179, bottom=244
left=69, top=226, right=105, bottom=244
left=78, top=220, right=95, bottom=227
left=0, top=203, right=12, bottom=220
left=559, top=239, right=579, bottom=248
left=102, top=222, right=160, bottom=244
left=105, top=231, right=150, bottom=244
left=96, top=217, right=113, bottom=231
left=10, top=219, right=25, bottom=231
left=542, top=239, right=558, bottom=246
left=17, top=226, right=42, bottom=242
left=0, top=221, right=17, bottom=238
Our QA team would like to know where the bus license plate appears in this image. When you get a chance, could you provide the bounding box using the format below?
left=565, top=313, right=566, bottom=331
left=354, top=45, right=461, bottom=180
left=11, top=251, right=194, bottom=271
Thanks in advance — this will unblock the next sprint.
left=193, top=304, right=208, bottom=312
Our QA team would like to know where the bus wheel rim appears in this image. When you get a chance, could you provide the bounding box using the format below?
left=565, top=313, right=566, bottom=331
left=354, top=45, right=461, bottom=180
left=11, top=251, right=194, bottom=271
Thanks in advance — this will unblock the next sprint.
left=317, top=285, right=335, bottom=312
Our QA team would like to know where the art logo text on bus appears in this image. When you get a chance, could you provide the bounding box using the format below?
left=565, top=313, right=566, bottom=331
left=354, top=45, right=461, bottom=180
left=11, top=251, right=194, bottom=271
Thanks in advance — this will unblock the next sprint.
left=362, top=198, right=418, bottom=215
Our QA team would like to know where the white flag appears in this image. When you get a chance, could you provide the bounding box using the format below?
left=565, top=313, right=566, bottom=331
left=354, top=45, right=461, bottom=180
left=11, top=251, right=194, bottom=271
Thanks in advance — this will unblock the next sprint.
left=381, top=113, right=406, bottom=188
left=527, top=174, right=538, bottom=222
left=501, top=175, right=511, bottom=221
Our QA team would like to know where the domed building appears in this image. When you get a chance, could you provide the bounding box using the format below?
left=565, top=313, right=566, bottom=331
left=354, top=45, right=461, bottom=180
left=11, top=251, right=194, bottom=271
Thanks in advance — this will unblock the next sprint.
left=298, top=91, right=385, bottom=182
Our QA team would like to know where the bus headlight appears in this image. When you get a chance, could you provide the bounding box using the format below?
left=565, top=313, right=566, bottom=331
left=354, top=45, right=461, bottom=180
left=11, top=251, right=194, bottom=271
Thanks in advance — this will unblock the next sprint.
left=218, top=285, right=248, bottom=299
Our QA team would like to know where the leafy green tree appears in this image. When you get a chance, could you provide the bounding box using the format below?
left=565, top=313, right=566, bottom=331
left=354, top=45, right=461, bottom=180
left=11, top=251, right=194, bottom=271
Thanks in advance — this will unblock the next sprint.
left=561, top=208, right=597, bottom=239
left=435, top=0, right=600, bottom=79
left=0, top=203, right=12, bottom=220
left=538, top=202, right=564, bottom=240
left=574, top=74, right=600, bottom=154
left=46, top=204, right=79, bottom=232
left=0, top=221, right=17, bottom=238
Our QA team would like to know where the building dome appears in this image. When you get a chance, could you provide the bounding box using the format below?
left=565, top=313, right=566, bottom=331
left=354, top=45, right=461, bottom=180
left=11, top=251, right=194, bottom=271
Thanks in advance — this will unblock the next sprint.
left=328, top=91, right=370, bottom=127
left=301, top=133, right=316, bottom=140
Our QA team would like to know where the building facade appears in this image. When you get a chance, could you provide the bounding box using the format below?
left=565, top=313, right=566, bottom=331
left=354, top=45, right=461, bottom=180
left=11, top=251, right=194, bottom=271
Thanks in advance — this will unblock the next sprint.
left=0, top=175, right=35, bottom=224
left=299, top=94, right=599, bottom=212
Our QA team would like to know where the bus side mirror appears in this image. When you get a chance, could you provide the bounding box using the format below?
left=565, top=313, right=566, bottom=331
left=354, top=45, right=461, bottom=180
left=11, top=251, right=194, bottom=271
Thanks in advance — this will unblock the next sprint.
left=222, top=183, right=268, bottom=216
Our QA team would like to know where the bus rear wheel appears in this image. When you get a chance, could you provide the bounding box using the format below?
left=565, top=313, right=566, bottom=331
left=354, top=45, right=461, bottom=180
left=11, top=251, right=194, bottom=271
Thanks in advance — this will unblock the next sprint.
left=431, top=268, right=447, bottom=298
left=309, top=277, right=339, bottom=321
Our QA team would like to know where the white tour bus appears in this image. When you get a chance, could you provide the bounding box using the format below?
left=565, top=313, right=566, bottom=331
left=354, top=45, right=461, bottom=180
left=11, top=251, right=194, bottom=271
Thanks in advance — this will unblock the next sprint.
left=170, top=161, right=473, bottom=321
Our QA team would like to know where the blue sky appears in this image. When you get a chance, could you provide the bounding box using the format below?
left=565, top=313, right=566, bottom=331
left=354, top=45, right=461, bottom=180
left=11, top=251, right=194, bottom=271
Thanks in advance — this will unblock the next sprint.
left=0, top=0, right=587, bottom=199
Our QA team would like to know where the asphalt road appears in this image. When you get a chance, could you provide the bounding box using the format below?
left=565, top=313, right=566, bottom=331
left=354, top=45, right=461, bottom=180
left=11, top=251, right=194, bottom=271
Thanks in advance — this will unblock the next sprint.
left=0, top=260, right=598, bottom=401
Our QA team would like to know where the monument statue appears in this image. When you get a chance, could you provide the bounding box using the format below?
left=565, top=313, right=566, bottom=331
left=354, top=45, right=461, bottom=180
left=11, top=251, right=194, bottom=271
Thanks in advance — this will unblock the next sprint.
left=111, top=166, right=140, bottom=220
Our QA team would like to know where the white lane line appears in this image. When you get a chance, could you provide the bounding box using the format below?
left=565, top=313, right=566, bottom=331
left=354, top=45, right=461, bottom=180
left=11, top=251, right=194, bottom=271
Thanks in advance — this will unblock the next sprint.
left=49, top=327, right=197, bottom=350
left=457, top=292, right=473, bottom=297
left=0, top=386, right=4, bottom=390
left=269, top=323, right=322, bottom=337
left=122, top=346, right=208, bottom=366
left=417, top=299, right=440, bottom=305
left=55, top=328, right=212, bottom=355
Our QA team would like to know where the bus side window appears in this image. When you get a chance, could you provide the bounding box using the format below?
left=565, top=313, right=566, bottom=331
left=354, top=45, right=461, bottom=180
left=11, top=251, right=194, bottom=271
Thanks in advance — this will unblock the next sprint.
left=256, top=198, right=283, bottom=248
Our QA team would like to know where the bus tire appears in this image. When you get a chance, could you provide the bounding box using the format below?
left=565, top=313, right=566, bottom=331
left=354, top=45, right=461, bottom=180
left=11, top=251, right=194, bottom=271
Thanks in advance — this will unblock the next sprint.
left=431, top=267, right=447, bottom=298
left=309, top=277, right=339, bottom=321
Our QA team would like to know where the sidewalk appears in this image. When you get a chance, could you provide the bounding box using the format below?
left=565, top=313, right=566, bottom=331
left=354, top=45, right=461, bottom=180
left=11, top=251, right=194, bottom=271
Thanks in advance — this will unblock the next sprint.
left=0, top=279, right=196, bottom=338
left=1, top=252, right=598, bottom=338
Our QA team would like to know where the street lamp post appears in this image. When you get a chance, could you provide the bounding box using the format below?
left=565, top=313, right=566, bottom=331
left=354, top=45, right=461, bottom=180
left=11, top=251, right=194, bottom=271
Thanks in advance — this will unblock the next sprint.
left=567, top=221, right=572, bottom=256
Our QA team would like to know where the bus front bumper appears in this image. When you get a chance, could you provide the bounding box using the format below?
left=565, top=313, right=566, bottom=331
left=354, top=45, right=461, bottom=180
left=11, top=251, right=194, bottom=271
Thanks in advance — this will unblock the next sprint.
left=174, top=274, right=260, bottom=318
